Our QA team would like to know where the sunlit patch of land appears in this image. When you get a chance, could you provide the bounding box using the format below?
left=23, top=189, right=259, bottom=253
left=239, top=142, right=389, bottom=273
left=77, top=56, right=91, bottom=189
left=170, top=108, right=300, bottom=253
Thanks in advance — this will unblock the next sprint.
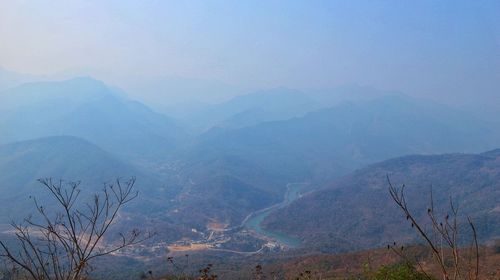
left=168, top=243, right=212, bottom=252
left=207, top=221, right=229, bottom=231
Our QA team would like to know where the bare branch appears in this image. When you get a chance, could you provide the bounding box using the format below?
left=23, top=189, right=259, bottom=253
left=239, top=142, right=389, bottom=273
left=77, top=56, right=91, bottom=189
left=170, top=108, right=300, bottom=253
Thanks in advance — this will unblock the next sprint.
left=387, top=175, right=481, bottom=280
left=0, top=177, right=152, bottom=280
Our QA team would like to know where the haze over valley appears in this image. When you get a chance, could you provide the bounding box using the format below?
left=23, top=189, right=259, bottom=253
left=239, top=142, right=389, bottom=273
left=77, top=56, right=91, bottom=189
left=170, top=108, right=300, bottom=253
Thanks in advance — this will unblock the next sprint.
left=0, top=1, right=499, bottom=279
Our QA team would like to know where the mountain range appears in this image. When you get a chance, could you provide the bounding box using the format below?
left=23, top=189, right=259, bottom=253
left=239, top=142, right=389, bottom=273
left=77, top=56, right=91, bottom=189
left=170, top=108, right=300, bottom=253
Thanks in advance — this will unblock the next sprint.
left=182, top=88, right=319, bottom=131
left=0, top=78, right=187, bottom=161
left=184, top=95, right=500, bottom=189
left=0, top=75, right=499, bottom=256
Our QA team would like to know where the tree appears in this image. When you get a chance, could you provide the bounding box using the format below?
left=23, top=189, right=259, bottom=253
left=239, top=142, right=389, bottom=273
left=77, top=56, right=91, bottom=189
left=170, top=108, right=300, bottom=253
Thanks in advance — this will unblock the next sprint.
left=388, top=176, right=479, bottom=280
left=0, top=177, right=153, bottom=280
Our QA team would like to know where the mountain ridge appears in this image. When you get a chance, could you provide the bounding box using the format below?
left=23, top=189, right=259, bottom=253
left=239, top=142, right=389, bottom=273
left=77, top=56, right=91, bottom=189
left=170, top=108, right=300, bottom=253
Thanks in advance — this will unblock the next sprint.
left=262, top=148, right=500, bottom=252
left=0, top=77, right=187, bottom=160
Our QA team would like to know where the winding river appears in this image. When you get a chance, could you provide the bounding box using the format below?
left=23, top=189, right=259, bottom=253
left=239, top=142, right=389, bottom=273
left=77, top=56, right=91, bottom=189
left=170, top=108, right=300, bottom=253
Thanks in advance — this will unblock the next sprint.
left=242, top=183, right=305, bottom=248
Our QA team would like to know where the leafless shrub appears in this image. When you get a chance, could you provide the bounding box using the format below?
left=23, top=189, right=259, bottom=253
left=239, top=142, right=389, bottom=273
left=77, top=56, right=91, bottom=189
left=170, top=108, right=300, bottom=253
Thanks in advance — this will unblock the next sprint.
left=0, top=177, right=153, bottom=280
left=388, top=176, right=479, bottom=280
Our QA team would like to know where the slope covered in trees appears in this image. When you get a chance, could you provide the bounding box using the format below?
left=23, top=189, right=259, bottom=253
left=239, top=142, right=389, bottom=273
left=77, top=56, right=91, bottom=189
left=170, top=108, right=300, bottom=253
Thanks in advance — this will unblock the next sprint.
left=263, top=149, right=500, bottom=252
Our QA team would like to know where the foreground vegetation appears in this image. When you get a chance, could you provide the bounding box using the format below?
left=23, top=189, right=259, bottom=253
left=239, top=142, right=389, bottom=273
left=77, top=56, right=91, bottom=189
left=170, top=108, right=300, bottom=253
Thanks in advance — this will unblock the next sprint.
left=1, top=177, right=499, bottom=279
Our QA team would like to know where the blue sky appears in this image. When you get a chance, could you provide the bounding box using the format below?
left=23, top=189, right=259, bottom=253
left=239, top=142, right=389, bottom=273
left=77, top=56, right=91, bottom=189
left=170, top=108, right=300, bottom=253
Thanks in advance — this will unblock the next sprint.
left=0, top=1, right=498, bottom=104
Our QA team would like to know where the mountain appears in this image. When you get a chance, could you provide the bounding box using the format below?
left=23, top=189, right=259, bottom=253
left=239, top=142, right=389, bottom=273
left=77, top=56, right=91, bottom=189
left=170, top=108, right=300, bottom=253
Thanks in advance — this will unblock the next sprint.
left=0, top=136, right=173, bottom=223
left=308, top=85, right=399, bottom=107
left=185, top=95, right=500, bottom=189
left=0, top=77, right=187, bottom=160
left=183, top=88, right=319, bottom=130
left=0, top=67, right=46, bottom=91
left=125, top=76, right=246, bottom=116
left=262, top=149, right=500, bottom=252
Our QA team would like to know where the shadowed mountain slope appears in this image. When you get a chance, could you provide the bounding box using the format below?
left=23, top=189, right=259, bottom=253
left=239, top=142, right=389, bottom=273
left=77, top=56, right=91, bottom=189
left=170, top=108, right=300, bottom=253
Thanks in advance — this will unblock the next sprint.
left=0, top=136, right=173, bottom=222
left=263, top=149, right=500, bottom=252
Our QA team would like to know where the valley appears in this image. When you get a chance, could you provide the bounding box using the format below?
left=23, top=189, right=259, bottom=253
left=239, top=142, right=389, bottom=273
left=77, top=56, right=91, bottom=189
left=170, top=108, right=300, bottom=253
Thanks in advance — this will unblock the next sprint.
left=0, top=76, right=499, bottom=279
left=161, top=183, right=307, bottom=255
left=2, top=4, right=499, bottom=278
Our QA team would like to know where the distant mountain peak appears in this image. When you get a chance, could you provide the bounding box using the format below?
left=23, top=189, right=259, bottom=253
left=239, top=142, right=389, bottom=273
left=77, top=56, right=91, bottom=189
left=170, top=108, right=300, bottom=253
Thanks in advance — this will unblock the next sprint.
left=14, top=76, right=108, bottom=93
left=0, top=77, right=187, bottom=159
left=2, top=135, right=100, bottom=148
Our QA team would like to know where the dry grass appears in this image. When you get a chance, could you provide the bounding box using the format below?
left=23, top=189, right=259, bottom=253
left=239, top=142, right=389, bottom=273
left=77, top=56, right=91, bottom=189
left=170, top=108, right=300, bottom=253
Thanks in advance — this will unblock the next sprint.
left=278, top=246, right=500, bottom=280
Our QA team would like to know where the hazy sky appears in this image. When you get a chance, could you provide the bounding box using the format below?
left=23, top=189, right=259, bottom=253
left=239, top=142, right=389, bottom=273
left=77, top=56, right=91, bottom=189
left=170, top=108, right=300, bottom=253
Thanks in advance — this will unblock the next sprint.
left=0, top=1, right=498, bottom=105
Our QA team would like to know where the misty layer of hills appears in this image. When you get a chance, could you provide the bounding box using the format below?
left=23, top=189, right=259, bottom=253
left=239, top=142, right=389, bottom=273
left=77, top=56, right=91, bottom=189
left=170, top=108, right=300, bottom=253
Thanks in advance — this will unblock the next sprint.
left=0, top=75, right=499, bottom=250
left=0, top=78, right=186, bottom=160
